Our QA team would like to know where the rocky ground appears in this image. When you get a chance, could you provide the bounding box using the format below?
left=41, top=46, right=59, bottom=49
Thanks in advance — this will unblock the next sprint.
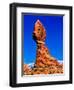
left=23, top=60, right=63, bottom=75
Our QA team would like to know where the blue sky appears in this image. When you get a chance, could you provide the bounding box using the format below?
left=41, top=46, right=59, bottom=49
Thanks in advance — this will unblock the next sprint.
left=22, top=14, right=63, bottom=64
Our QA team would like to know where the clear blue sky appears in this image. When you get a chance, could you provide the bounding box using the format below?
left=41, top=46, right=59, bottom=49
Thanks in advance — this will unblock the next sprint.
left=22, top=14, right=63, bottom=64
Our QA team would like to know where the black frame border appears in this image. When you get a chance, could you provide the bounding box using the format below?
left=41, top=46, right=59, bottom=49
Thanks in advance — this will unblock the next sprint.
left=10, top=3, right=72, bottom=87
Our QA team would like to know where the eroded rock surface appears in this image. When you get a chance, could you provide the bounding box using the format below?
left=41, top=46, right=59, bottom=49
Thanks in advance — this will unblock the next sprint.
left=23, top=20, right=63, bottom=75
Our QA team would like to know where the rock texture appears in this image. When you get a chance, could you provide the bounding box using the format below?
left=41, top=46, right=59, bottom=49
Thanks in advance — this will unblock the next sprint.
left=23, top=64, right=31, bottom=75
left=23, top=20, right=63, bottom=75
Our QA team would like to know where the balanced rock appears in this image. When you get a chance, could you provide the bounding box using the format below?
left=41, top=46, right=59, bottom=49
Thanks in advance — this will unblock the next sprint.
left=23, top=20, right=63, bottom=75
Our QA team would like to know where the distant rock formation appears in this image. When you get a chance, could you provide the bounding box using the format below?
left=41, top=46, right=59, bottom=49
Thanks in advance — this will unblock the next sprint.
left=23, top=20, right=63, bottom=75
left=23, top=64, right=31, bottom=75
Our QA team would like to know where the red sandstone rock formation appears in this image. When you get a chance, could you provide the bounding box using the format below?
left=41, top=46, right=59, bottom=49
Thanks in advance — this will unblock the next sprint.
left=23, top=64, right=31, bottom=75
left=23, top=19, right=63, bottom=75
left=33, top=20, right=57, bottom=68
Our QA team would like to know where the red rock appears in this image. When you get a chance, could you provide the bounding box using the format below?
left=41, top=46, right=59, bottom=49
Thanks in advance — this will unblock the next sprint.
left=23, top=64, right=31, bottom=75
left=23, top=20, right=63, bottom=75
left=33, top=20, right=58, bottom=68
